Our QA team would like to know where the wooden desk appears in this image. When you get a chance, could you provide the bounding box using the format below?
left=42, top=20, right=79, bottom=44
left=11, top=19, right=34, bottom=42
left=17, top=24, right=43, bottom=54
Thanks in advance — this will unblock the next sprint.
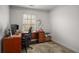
left=2, top=34, right=21, bottom=53
left=32, top=32, right=38, bottom=39
left=38, top=32, right=46, bottom=42
left=2, top=32, right=47, bottom=53
left=32, top=32, right=46, bottom=43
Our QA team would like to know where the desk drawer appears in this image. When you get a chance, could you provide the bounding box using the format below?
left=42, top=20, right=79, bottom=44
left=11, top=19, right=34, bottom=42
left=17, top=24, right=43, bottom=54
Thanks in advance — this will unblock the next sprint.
left=3, top=37, right=21, bottom=53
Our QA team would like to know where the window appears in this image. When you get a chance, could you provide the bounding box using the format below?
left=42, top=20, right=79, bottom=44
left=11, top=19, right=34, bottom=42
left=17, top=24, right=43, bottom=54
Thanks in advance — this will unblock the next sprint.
left=22, top=14, right=37, bottom=33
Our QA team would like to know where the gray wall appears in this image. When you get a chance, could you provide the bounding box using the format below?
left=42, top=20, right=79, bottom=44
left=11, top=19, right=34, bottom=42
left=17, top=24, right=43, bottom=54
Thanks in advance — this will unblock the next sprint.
left=10, top=6, right=51, bottom=33
left=0, top=5, right=9, bottom=52
left=50, top=6, right=79, bottom=52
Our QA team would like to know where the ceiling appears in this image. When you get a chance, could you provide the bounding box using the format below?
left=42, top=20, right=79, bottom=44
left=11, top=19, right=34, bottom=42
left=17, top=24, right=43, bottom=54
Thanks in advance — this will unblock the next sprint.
left=14, top=5, right=57, bottom=11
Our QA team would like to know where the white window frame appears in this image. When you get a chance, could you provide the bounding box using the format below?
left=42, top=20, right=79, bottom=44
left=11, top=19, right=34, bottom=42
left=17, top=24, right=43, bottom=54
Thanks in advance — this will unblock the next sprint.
left=22, top=14, right=37, bottom=33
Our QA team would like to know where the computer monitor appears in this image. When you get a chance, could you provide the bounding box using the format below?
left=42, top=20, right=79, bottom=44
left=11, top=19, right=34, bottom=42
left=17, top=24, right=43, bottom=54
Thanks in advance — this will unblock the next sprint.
left=11, top=24, right=19, bottom=35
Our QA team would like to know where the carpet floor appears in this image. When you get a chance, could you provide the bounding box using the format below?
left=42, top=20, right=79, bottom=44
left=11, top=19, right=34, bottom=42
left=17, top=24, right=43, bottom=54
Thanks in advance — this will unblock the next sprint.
left=26, top=41, right=74, bottom=53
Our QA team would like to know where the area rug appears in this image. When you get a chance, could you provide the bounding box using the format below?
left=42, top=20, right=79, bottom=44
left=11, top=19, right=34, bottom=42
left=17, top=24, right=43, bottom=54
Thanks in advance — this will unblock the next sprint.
left=27, top=42, right=73, bottom=53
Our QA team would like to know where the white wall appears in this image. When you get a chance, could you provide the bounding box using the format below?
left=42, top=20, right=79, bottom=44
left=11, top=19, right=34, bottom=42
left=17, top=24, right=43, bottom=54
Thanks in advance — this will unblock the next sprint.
left=0, top=5, right=9, bottom=52
left=10, top=6, right=51, bottom=33
left=50, top=6, right=79, bottom=52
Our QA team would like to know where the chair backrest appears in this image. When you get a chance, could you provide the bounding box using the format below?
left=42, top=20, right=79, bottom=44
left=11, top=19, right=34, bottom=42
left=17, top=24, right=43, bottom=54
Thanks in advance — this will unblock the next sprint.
left=28, top=27, right=32, bottom=37
left=22, top=27, right=32, bottom=40
left=28, top=27, right=32, bottom=33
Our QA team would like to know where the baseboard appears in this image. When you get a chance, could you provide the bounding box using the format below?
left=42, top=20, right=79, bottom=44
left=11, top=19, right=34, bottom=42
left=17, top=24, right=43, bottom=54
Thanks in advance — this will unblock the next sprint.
left=51, top=39, right=76, bottom=53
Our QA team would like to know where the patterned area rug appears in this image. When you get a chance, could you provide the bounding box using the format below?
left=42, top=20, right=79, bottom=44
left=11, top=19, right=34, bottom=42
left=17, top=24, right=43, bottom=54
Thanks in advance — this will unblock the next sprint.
left=27, top=42, right=74, bottom=53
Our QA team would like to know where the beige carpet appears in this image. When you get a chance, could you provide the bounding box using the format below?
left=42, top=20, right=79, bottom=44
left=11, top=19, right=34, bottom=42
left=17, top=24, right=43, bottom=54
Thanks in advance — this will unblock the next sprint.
left=27, top=42, right=74, bottom=53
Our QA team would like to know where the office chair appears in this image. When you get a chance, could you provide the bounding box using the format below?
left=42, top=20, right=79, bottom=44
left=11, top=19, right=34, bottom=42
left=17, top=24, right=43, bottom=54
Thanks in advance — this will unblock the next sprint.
left=22, top=27, right=32, bottom=52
